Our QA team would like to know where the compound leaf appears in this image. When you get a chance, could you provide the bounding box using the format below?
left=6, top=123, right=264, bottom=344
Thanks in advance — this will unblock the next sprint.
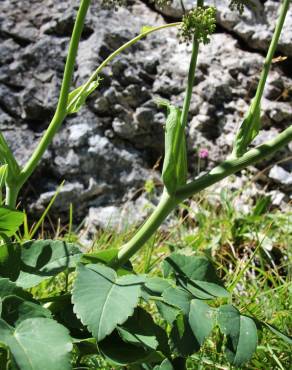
left=218, top=305, right=258, bottom=366
left=72, top=263, right=144, bottom=342
left=16, top=239, right=82, bottom=289
left=0, top=318, right=72, bottom=370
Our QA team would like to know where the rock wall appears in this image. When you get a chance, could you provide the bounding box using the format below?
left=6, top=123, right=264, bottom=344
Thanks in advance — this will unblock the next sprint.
left=0, top=0, right=291, bottom=228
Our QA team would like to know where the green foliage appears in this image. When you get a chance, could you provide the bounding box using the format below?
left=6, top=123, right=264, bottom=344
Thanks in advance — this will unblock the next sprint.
left=0, top=318, right=72, bottom=370
left=179, top=6, right=216, bottom=44
left=0, top=207, right=24, bottom=238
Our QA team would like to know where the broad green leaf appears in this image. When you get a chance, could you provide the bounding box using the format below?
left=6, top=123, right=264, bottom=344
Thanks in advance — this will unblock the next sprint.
left=188, top=299, right=214, bottom=346
left=0, top=165, right=8, bottom=188
left=160, top=102, right=187, bottom=195
left=162, top=286, right=192, bottom=315
left=118, top=307, right=169, bottom=357
left=163, top=254, right=229, bottom=298
left=0, top=278, right=32, bottom=301
left=99, top=330, right=158, bottom=365
left=144, top=277, right=172, bottom=295
left=72, top=263, right=144, bottom=342
left=218, top=305, right=258, bottom=366
left=0, top=243, right=21, bottom=281
left=1, top=295, right=52, bottom=326
left=261, top=322, right=292, bottom=345
left=156, top=301, right=180, bottom=325
left=154, top=359, right=173, bottom=370
left=233, top=101, right=261, bottom=157
left=0, top=207, right=24, bottom=237
left=16, top=239, right=82, bottom=288
left=67, top=79, right=100, bottom=114
left=0, top=318, right=72, bottom=370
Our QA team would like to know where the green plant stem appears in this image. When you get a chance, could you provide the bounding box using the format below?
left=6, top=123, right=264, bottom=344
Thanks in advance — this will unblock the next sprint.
left=232, top=0, right=290, bottom=157
left=111, top=190, right=176, bottom=268
left=67, top=22, right=181, bottom=112
left=113, top=124, right=292, bottom=268
left=252, top=0, right=290, bottom=110
left=10, top=0, right=91, bottom=207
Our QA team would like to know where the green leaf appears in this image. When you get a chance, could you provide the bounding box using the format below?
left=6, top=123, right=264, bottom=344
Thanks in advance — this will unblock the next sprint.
left=218, top=305, right=258, bottom=366
left=163, top=254, right=229, bottom=299
left=0, top=207, right=24, bottom=237
left=233, top=101, right=261, bottom=157
left=0, top=318, right=72, bottom=370
left=162, top=286, right=192, bottom=315
left=118, top=307, right=170, bottom=357
left=188, top=299, right=215, bottom=346
left=1, top=295, right=52, bottom=326
left=0, top=278, right=32, bottom=301
left=154, top=359, right=173, bottom=370
left=67, top=79, right=100, bottom=114
left=99, top=329, right=158, bottom=366
left=0, top=243, right=21, bottom=281
left=16, top=239, right=82, bottom=288
left=160, top=102, right=187, bottom=195
left=144, top=277, right=172, bottom=295
left=72, top=263, right=144, bottom=342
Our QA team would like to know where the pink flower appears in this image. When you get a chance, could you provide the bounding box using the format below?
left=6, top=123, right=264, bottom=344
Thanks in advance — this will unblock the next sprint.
left=199, top=148, right=209, bottom=159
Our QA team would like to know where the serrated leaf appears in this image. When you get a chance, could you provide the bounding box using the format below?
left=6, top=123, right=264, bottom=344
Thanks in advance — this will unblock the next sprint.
left=0, top=207, right=24, bottom=237
left=163, top=254, right=229, bottom=299
left=233, top=101, right=261, bottom=157
left=0, top=318, right=72, bottom=370
left=160, top=102, right=187, bottom=195
left=72, top=264, right=144, bottom=342
left=188, top=299, right=214, bottom=346
left=16, top=239, right=82, bottom=288
left=1, top=295, right=52, bottom=327
left=67, top=79, right=100, bottom=114
left=218, top=305, right=258, bottom=366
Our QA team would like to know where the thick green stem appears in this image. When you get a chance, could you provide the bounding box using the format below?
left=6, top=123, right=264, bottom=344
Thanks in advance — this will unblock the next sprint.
left=16, top=0, right=91, bottom=196
left=113, top=124, right=292, bottom=268
left=111, top=190, right=176, bottom=268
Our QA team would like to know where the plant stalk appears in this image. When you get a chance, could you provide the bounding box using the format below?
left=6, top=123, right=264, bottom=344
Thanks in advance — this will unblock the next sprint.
left=113, top=124, right=292, bottom=268
left=14, top=0, right=91, bottom=205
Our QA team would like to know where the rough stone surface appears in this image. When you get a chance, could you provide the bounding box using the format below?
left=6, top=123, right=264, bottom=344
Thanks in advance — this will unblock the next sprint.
left=0, top=0, right=291, bottom=231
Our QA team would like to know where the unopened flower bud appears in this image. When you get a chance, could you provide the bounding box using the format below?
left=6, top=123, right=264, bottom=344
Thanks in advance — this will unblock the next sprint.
left=178, top=6, right=216, bottom=44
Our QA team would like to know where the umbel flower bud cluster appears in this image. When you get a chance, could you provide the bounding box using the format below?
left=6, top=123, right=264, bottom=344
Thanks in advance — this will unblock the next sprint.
left=178, top=6, right=216, bottom=44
